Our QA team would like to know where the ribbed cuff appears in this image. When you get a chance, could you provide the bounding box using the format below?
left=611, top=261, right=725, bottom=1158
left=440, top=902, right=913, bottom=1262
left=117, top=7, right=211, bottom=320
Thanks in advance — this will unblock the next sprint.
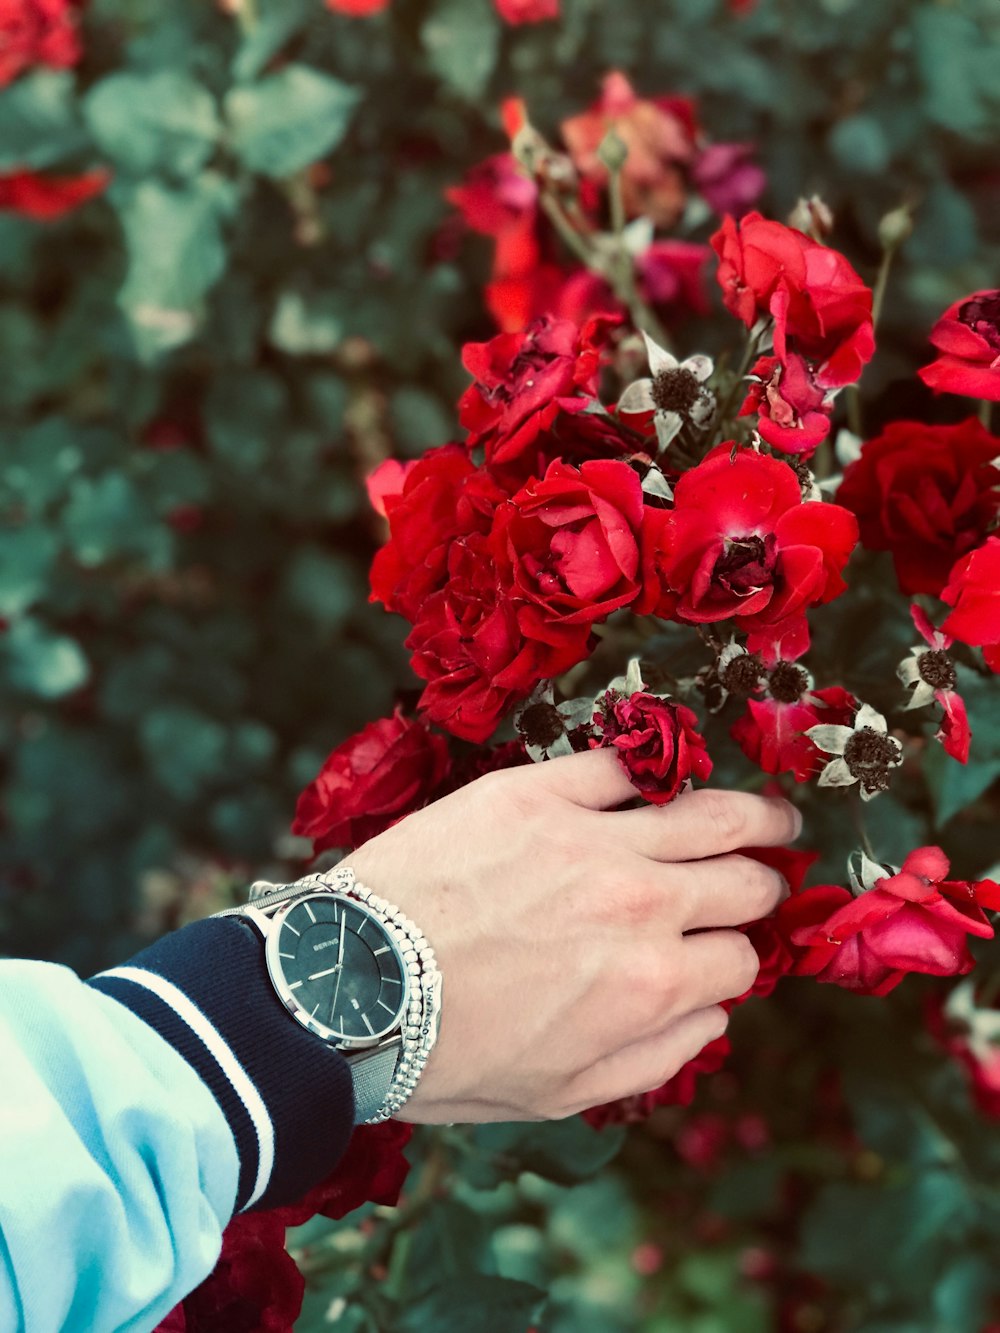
left=88, top=917, right=355, bottom=1213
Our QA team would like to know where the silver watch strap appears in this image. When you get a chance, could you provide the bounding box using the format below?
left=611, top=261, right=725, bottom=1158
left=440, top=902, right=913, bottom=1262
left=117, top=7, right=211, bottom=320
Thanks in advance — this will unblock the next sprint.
left=346, top=1041, right=403, bottom=1124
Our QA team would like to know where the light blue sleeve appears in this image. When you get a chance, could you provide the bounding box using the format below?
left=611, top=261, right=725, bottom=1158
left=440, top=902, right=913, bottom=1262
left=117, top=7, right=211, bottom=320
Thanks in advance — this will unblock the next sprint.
left=0, top=959, right=240, bottom=1333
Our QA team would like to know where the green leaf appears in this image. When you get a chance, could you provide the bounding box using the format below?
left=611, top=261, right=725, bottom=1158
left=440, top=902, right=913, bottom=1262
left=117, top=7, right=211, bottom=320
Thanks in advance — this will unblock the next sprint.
left=471, top=1117, right=626, bottom=1186
left=225, top=65, right=360, bottom=178
left=84, top=71, right=220, bottom=177
left=0, top=72, right=86, bottom=171
left=112, top=175, right=234, bottom=359
left=0, top=527, right=58, bottom=617
left=139, top=705, right=229, bottom=799
left=269, top=289, right=344, bottom=355
left=204, top=368, right=288, bottom=471
left=283, top=548, right=364, bottom=630
left=827, top=114, right=890, bottom=176
left=62, top=472, right=168, bottom=568
left=422, top=0, right=501, bottom=101
left=913, top=8, right=994, bottom=137
left=800, top=1171, right=974, bottom=1287
left=231, top=0, right=314, bottom=83
left=4, top=619, right=89, bottom=699
left=398, top=1277, right=545, bottom=1333
left=390, top=387, right=455, bottom=457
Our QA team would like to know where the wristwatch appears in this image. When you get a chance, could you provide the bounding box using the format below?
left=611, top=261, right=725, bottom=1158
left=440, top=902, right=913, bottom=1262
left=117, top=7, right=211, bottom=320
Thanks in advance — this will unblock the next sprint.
left=212, top=865, right=442, bottom=1124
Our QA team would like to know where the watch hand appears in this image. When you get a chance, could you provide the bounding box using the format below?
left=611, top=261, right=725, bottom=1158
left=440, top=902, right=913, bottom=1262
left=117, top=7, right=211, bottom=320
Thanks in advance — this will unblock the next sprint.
left=330, top=966, right=344, bottom=1028
left=328, top=913, right=348, bottom=1026
left=307, top=965, right=341, bottom=981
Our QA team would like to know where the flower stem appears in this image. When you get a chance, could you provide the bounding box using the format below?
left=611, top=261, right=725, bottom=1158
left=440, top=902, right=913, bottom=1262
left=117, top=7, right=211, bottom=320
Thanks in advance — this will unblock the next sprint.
left=851, top=791, right=876, bottom=861
left=539, top=187, right=670, bottom=347
left=712, top=322, right=766, bottom=445
left=978, top=399, right=994, bottom=431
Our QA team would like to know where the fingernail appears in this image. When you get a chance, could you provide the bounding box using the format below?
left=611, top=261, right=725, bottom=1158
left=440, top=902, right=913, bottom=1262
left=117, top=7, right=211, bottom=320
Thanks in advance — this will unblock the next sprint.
left=790, top=806, right=803, bottom=840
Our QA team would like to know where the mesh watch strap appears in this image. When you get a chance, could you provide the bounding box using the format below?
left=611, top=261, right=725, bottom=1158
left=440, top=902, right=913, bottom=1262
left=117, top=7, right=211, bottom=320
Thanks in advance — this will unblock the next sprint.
left=346, top=1041, right=403, bottom=1123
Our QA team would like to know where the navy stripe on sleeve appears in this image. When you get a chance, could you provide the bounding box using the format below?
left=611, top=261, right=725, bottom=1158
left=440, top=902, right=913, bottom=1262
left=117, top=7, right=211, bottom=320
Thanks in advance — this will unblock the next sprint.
left=88, top=917, right=355, bottom=1213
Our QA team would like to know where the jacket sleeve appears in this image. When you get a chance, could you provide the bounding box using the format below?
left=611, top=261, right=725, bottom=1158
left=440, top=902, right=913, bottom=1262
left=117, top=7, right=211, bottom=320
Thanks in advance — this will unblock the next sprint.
left=0, top=916, right=355, bottom=1333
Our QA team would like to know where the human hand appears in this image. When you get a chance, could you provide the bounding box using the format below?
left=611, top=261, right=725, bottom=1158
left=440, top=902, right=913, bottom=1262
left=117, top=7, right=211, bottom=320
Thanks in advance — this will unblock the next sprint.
left=344, top=749, right=799, bottom=1123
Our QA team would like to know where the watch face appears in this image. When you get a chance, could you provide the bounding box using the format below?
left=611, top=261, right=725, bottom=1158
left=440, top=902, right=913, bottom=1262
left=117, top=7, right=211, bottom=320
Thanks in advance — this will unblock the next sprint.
left=267, top=893, right=408, bottom=1046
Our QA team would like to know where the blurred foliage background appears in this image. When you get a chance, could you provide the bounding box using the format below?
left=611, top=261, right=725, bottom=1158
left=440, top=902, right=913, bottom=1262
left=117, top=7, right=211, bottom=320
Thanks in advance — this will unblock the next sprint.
left=3, top=0, right=1000, bottom=1328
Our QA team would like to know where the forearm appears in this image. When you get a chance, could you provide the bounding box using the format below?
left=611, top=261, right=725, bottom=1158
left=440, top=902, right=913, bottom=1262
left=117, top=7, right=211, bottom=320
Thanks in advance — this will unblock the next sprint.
left=0, top=918, right=355, bottom=1333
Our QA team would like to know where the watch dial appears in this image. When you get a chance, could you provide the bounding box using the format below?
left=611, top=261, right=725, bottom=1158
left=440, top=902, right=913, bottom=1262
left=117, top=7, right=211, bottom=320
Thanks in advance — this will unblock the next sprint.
left=273, top=895, right=406, bottom=1042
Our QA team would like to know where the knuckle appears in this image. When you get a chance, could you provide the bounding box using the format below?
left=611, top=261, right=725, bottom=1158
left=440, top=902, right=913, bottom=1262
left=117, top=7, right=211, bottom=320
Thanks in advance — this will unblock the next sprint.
left=591, top=866, right=659, bottom=927
left=630, top=946, right=678, bottom=1015
left=734, top=857, right=785, bottom=912
left=701, top=791, right=747, bottom=844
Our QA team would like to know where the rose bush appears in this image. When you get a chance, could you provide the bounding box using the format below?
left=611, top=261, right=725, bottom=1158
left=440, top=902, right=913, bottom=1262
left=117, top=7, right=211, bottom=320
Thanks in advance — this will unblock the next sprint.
left=8, top=1, right=1000, bottom=1330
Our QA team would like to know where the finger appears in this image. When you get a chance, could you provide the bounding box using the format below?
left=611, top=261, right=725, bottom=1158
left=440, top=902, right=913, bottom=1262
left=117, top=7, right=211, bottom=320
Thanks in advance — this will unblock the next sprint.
left=673, top=854, right=788, bottom=931
left=566, top=1005, right=729, bottom=1115
left=519, top=746, right=638, bottom=811
left=680, top=929, right=761, bottom=1006
left=613, top=787, right=802, bottom=861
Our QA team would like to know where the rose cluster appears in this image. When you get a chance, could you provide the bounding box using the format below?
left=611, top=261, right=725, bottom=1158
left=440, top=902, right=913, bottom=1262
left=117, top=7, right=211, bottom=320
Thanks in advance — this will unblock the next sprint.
left=211, top=93, right=1000, bottom=1322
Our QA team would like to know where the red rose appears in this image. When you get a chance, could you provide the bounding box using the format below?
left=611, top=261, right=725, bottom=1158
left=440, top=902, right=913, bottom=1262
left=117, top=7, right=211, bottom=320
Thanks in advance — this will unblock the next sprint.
left=590, top=689, right=712, bottom=805
left=739, top=354, right=833, bottom=457
left=491, top=459, right=670, bottom=650
left=407, top=535, right=575, bottom=743
left=0, top=0, right=80, bottom=86
left=369, top=445, right=506, bottom=623
left=446, top=151, right=544, bottom=333
left=778, top=847, right=1000, bottom=996
left=837, top=418, right=1000, bottom=596
left=710, top=212, right=874, bottom=387
left=0, top=168, right=109, bottom=220
left=941, top=537, right=1000, bottom=672
left=583, top=1033, right=730, bottom=1127
left=918, top=289, right=1000, bottom=402
left=274, top=1122, right=412, bottom=1227
left=446, top=151, right=538, bottom=242
left=561, top=72, right=695, bottom=229
left=660, top=445, right=858, bottom=662
left=738, top=845, right=818, bottom=999
left=291, top=709, right=451, bottom=854
left=459, top=315, right=613, bottom=468
left=324, top=0, right=390, bottom=13
left=493, top=0, right=559, bottom=22
left=160, top=1213, right=303, bottom=1333
left=731, top=671, right=857, bottom=782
